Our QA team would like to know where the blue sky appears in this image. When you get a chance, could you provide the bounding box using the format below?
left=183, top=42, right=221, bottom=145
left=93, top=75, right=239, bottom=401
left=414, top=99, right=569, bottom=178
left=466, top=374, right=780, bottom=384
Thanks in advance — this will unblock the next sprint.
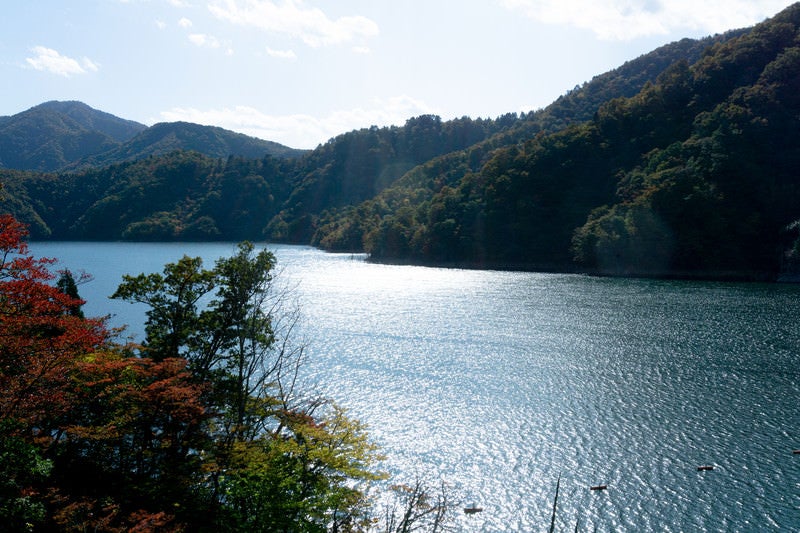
left=1, top=1, right=795, bottom=149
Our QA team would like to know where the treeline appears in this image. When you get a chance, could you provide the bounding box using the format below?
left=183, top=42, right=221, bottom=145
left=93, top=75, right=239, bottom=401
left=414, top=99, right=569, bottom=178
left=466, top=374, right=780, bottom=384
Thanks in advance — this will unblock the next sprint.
left=3, top=4, right=800, bottom=280
left=0, top=113, right=523, bottom=243
left=0, top=23, right=735, bottom=248
left=0, top=214, right=452, bottom=532
left=314, top=4, right=800, bottom=279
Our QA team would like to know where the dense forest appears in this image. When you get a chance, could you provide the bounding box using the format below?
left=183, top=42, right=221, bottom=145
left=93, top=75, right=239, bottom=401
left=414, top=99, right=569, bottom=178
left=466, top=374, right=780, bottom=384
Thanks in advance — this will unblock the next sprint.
left=2, top=4, right=800, bottom=280
left=315, top=4, right=800, bottom=279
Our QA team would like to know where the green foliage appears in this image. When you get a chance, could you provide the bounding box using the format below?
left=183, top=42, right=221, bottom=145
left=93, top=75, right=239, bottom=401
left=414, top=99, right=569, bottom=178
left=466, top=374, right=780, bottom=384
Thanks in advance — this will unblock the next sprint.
left=1, top=215, right=394, bottom=531
left=219, top=406, right=383, bottom=532
left=271, top=114, right=519, bottom=244
left=0, top=420, right=52, bottom=531
left=112, top=242, right=386, bottom=530
left=318, top=3, right=800, bottom=279
left=56, top=269, right=86, bottom=318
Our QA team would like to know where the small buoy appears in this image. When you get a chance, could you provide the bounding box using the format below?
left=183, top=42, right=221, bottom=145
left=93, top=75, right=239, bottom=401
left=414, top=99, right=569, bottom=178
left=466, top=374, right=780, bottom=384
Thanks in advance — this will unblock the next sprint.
left=697, top=465, right=715, bottom=471
left=590, top=484, right=607, bottom=491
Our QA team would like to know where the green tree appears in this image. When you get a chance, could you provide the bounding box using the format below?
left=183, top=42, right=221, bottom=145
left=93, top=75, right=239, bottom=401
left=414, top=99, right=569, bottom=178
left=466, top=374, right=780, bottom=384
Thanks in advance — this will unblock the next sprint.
left=56, top=269, right=86, bottom=318
left=0, top=420, right=52, bottom=532
left=112, top=243, right=385, bottom=531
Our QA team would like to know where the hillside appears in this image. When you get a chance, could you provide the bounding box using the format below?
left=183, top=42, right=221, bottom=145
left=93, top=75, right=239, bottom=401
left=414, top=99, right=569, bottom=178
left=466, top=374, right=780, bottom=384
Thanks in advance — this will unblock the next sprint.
left=73, top=121, right=306, bottom=169
left=0, top=114, right=516, bottom=242
left=310, top=29, right=748, bottom=253
left=0, top=101, right=304, bottom=172
left=313, top=3, right=800, bottom=280
left=0, top=101, right=145, bottom=171
left=2, top=3, right=799, bottom=281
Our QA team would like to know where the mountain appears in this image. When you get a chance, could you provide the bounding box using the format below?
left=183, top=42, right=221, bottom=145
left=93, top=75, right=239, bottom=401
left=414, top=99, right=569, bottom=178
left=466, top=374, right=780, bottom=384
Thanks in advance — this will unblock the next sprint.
left=73, top=121, right=307, bottom=169
left=0, top=101, right=146, bottom=172
left=2, top=3, right=800, bottom=281
left=308, top=28, right=749, bottom=253
left=316, top=3, right=800, bottom=279
left=0, top=101, right=305, bottom=172
left=34, top=100, right=147, bottom=142
left=265, top=32, right=752, bottom=246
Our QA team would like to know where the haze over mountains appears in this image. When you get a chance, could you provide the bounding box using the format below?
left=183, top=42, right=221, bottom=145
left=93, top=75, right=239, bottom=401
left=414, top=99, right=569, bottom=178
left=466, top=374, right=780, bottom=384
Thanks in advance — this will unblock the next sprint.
left=2, top=2, right=800, bottom=280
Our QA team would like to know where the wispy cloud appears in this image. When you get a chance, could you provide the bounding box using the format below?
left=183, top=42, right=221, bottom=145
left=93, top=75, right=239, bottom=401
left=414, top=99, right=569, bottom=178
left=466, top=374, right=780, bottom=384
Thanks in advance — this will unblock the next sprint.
left=208, top=0, right=379, bottom=47
left=25, top=46, right=99, bottom=77
left=157, top=95, right=434, bottom=148
left=189, top=33, right=217, bottom=47
left=188, top=33, right=234, bottom=54
left=500, top=0, right=794, bottom=40
left=178, top=17, right=193, bottom=28
left=266, top=47, right=297, bottom=59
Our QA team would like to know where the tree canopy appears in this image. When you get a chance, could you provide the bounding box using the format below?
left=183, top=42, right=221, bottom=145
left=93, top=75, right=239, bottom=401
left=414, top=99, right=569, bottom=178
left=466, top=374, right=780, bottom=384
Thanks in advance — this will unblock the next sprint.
left=0, top=215, right=406, bottom=532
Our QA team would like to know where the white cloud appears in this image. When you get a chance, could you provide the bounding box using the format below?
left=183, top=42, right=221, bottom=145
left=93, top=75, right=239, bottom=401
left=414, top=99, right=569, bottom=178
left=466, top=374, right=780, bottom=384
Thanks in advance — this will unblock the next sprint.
left=266, top=47, right=297, bottom=59
left=179, top=17, right=193, bottom=28
left=155, top=19, right=167, bottom=29
left=208, top=0, right=379, bottom=47
left=81, top=57, right=100, bottom=72
left=189, top=33, right=216, bottom=47
left=25, top=46, right=99, bottom=77
left=157, top=96, right=435, bottom=148
left=499, top=0, right=795, bottom=40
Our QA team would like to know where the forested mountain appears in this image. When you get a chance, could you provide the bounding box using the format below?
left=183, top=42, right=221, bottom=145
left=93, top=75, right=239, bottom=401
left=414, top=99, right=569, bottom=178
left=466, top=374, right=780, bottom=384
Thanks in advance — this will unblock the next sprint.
left=0, top=101, right=303, bottom=172
left=309, top=28, right=748, bottom=254
left=313, top=3, right=800, bottom=279
left=0, top=114, right=515, bottom=242
left=0, top=152, right=295, bottom=241
left=2, top=23, right=741, bottom=245
left=0, top=101, right=145, bottom=171
left=73, top=121, right=306, bottom=169
left=2, top=3, right=800, bottom=280
left=265, top=113, right=525, bottom=242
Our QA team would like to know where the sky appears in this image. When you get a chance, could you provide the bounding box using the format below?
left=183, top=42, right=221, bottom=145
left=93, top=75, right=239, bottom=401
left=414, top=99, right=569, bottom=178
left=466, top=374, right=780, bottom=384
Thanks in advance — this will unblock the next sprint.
left=1, top=1, right=796, bottom=149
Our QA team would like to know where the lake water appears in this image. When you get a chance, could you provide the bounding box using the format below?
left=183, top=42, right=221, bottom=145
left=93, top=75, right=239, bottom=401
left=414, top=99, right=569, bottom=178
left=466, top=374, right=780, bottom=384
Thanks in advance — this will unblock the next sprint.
left=30, top=242, right=800, bottom=532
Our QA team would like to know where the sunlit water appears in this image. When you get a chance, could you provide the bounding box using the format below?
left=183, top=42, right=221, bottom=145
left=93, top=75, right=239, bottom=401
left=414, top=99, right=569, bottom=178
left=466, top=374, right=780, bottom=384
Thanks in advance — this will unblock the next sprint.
left=31, top=242, right=800, bottom=532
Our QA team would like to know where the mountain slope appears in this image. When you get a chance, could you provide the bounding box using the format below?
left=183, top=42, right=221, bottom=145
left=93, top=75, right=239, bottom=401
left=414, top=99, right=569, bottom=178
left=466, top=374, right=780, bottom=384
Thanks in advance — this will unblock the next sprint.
left=310, top=28, right=748, bottom=253
left=0, top=102, right=305, bottom=172
left=270, top=31, right=750, bottom=247
left=73, top=121, right=307, bottom=169
left=332, top=3, right=800, bottom=279
left=34, top=100, right=147, bottom=142
left=0, top=101, right=145, bottom=172
left=3, top=3, right=799, bottom=282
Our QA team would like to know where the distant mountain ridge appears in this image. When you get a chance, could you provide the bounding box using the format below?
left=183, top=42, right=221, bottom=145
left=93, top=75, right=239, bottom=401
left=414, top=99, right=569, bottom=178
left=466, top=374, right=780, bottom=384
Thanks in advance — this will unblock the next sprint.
left=35, top=100, right=147, bottom=143
left=3, top=2, right=800, bottom=281
left=0, top=101, right=305, bottom=172
left=72, top=121, right=306, bottom=169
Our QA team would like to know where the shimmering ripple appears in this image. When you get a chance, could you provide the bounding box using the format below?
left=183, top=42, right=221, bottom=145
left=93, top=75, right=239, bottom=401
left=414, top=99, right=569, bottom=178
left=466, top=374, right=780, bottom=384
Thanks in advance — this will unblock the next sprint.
left=32, top=243, right=800, bottom=532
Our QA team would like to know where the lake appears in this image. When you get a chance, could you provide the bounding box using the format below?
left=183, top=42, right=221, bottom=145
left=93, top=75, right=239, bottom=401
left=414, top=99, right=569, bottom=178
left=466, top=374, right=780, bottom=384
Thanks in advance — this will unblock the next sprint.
left=30, top=242, right=800, bottom=532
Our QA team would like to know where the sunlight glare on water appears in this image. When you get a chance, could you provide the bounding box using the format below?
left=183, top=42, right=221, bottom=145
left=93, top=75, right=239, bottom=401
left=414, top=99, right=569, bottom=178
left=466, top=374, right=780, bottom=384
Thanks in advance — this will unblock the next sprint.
left=31, top=242, right=800, bottom=532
